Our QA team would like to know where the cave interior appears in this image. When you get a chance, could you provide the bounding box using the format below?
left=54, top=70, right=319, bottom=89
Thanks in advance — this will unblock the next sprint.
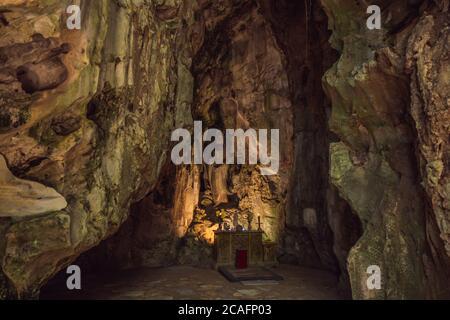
left=41, top=0, right=357, bottom=299
left=0, top=0, right=449, bottom=300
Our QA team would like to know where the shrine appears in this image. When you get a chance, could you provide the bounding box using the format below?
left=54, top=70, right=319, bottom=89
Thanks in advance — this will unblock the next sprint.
left=213, top=215, right=278, bottom=271
left=214, top=230, right=265, bottom=268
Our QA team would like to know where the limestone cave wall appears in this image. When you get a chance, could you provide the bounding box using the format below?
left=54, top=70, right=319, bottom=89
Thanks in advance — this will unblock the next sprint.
left=0, top=0, right=449, bottom=300
left=73, top=0, right=341, bottom=281
left=0, top=0, right=198, bottom=298
left=321, top=0, right=450, bottom=299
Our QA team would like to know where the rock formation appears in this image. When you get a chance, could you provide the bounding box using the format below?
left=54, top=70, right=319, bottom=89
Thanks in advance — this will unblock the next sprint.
left=0, top=0, right=448, bottom=300
left=321, top=0, right=450, bottom=299
left=0, top=154, right=67, bottom=217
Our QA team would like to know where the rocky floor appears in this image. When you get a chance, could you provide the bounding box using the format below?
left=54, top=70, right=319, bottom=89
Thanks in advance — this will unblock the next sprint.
left=41, top=264, right=343, bottom=300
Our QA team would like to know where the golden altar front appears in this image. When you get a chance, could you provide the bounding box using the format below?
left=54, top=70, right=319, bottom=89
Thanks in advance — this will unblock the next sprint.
left=214, top=230, right=264, bottom=267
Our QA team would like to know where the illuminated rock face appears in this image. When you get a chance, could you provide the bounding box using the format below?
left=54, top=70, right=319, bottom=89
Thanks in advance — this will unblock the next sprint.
left=190, top=0, right=293, bottom=250
left=0, top=0, right=198, bottom=298
left=0, top=0, right=449, bottom=300
left=75, top=0, right=295, bottom=271
left=0, top=155, right=67, bottom=217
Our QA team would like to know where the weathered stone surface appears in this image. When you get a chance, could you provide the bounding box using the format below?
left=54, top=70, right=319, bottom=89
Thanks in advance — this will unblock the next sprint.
left=260, top=0, right=339, bottom=272
left=406, top=7, right=450, bottom=256
left=3, top=212, right=71, bottom=298
left=0, top=154, right=67, bottom=217
left=74, top=0, right=295, bottom=271
left=190, top=0, right=293, bottom=247
left=0, top=0, right=448, bottom=301
left=0, top=0, right=198, bottom=297
left=322, top=0, right=450, bottom=299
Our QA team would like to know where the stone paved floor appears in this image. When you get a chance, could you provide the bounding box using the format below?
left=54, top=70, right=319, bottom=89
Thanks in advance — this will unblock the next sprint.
left=41, top=264, right=342, bottom=300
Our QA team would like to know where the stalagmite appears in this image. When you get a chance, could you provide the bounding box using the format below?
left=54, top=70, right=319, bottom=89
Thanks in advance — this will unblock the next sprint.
left=208, top=165, right=229, bottom=206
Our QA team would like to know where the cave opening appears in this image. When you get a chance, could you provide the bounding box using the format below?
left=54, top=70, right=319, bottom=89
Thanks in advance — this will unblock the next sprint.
left=40, top=0, right=363, bottom=300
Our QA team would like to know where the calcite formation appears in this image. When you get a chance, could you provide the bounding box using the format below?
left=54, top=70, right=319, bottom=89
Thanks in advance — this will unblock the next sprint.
left=0, top=154, right=67, bottom=217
